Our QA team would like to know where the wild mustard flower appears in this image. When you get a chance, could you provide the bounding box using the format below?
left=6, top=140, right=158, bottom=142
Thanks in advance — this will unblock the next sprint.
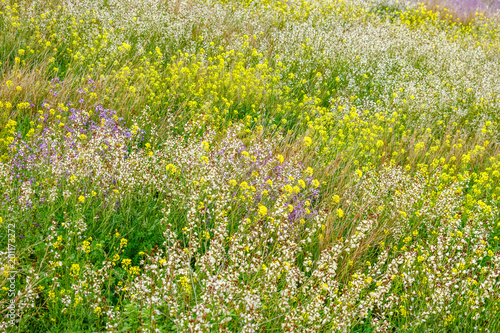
left=258, top=205, right=268, bottom=216
left=120, top=238, right=128, bottom=247
left=166, top=164, right=177, bottom=173
left=70, top=264, right=80, bottom=276
left=332, top=195, right=340, bottom=204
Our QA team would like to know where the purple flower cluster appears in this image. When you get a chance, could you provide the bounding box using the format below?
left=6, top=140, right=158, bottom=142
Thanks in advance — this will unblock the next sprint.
left=10, top=103, right=134, bottom=176
left=229, top=142, right=320, bottom=224
left=5, top=79, right=146, bottom=211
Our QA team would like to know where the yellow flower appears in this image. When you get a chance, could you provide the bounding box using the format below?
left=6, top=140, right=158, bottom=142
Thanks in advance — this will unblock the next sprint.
left=82, top=240, right=91, bottom=254
left=166, top=164, right=177, bottom=173
left=16, top=86, right=22, bottom=92
left=337, top=208, right=344, bottom=218
left=201, top=141, right=209, bottom=151
left=332, top=195, right=340, bottom=204
left=312, top=179, right=320, bottom=188
left=129, top=266, right=141, bottom=275
left=305, top=167, right=313, bottom=176
left=78, top=195, right=85, bottom=203
left=70, top=263, right=80, bottom=276
left=121, top=258, right=132, bottom=267
left=258, top=205, right=268, bottom=216
left=241, top=151, right=250, bottom=158
left=303, top=136, right=312, bottom=147
left=94, top=307, right=102, bottom=314
left=277, top=154, right=284, bottom=164
left=229, top=179, right=237, bottom=186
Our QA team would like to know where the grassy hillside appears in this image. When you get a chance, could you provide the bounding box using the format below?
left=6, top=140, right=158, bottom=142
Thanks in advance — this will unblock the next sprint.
left=1, top=0, right=500, bottom=331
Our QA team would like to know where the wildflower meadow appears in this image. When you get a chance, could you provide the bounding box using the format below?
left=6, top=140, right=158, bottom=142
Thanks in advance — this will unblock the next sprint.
left=1, top=0, right=500, bottom=331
